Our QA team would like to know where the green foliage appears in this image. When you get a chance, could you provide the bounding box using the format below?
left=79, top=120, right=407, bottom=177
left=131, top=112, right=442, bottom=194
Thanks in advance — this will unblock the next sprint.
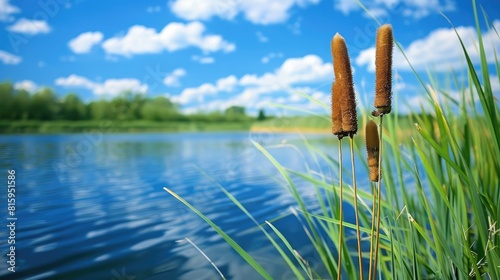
left=225, top=105, right=251, bottom=121
left=0, top=120, right=255, bottom=133
left=30, top=88, right=59, bottom=120
left=0, top=83, right=15, bottom=120
left=140, top=96, right=180, bottom=121
left=0, top=88, right=255, bottom=129
left=88, top=100, right=112, bottom=120
left=257, top=109, right=266, bottom=121
left=225, top=105, right=246, bottom=115
left=60, top=93, right=87, bottom=120
left=166, top=2, right=500, bottom=279
left=12, top=89, right=30, bottom=120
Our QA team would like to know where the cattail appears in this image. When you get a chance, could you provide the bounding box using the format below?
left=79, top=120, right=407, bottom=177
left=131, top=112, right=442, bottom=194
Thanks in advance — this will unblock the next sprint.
left=373, top=24, right=393, bottom=116
left=365, top=120, right=380, bottom=182
left=331, top=81, right=344, bottom=137
left=331, top=33, right=357, bottom=135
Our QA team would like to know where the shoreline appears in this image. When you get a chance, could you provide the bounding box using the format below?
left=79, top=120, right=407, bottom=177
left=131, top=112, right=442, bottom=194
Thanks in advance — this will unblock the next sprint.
left=0, top=120, right=332, bottom=135
left=250, top=126, right=330, bottom=134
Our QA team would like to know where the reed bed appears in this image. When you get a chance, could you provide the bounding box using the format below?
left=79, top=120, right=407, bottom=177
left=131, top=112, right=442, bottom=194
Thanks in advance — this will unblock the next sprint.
left=166, top=1, right=500, bottom=278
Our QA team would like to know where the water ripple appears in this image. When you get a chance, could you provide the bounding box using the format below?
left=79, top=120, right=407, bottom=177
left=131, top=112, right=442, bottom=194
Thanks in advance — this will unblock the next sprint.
left=0, top=132, right=354, bottom=279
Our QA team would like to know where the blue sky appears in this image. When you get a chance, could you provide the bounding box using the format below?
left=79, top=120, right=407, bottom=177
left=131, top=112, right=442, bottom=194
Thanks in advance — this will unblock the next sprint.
left=0, top=0, right=499, bottom=115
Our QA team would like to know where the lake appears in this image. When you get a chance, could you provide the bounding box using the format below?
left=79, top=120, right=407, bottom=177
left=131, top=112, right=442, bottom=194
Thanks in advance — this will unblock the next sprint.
left=0, top=132, right=371, bottom=279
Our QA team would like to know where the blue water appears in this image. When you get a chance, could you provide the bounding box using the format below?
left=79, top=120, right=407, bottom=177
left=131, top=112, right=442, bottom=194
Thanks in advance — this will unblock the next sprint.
left=0, top=132, right=371, bottom=279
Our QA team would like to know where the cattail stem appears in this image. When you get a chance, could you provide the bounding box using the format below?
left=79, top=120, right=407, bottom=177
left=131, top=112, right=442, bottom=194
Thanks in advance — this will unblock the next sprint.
left=365, top=119, right=380, bottom=280
left=372, top=115, right=384, bottom=279
left=336, top=138, right=343, bottom=280
left=350, top=135, right=363, bottom=280
left=368, top=182, right=377, bottom=280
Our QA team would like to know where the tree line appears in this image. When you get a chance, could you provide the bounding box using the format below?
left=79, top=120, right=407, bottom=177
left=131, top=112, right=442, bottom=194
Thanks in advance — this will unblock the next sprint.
left=0, top=82, right=266, bottom=122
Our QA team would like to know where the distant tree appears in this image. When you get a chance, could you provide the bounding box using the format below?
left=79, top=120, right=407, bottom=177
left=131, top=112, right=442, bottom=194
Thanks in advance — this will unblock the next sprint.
left=132, top=93, right=148, bottom=120
left=89, top=100, right=111, bottom=120
left=225, top=106, right=245, bottom=116
left=107, top=92, right=147, bottom=120
left=141, top=96, right=179, bottom=121
left=60, top=93, right=86, bottom=120
left=12, top=89, right=31, bottom=120
left=0, top=82, right=15, bottom=120
left=30, top=88, right=59, bottom=120
left=224, top=105, right=248, bottom=121
left=190, top=111, right=226, bottom=122
left=206, top=111, right=225, bottom=122
left=257, top=108, right=266, bottom=121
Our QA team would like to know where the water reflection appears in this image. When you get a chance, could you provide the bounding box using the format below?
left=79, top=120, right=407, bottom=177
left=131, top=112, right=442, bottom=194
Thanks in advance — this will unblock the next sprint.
left=0, top=132, right=374, bottom=279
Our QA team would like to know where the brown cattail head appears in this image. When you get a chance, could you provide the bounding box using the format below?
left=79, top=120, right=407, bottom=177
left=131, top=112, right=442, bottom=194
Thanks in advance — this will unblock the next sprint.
left=331, top=81, right=344, bottom=138
left=331, top=33, right=357, bottom=135
left=373, top=24, right=393, bottom=116
left=365, top=120, right=380, bottom=182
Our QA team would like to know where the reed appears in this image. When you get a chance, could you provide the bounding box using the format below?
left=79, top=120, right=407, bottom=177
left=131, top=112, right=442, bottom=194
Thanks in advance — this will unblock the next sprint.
left=331, top=33, right=362, bottom=279
left=332, top=34, right=358, bottom=135
left=166, top=2, right=500, bottom=279
left=365, top=120, right=380, bottom=182
left=373, top=24, right=393, bottom=117
left=366, top=118, right=380, bottom=280
left=372, top=24, right=392, bottom=280
left=331, top=80, right=345, bottom=279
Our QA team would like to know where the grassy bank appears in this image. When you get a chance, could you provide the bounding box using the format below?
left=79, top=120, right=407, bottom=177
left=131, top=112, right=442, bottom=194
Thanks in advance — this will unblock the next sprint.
left=250, top=115, right=331, bottom=133
left=0, top=117, right=332, bottom=134
left=0, top=120, right=255, bottom=134
left=0, top=115, right=423, bottom=135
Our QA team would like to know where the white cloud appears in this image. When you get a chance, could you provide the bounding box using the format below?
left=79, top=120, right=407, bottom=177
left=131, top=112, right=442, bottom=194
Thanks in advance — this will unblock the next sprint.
left=216, top=75, right=238, bottom=91
left=14, top=80, right=38, bottom=92
left=366, top=7, right=389, bottom=18
left=0, top=49, right=21, bottom=64
left=170, top=0, right=238, bottom=21
left=55, top=74, right=148, bottom=95
left=172, top=54, right=332, bottom=113
left=172, top=54, right=332, bottom=111
left=172, top=83, right=217, bottom=104
left=102, top=21, right=235, bottom=57
left=356, top=20, right=500, bottom=72
left=170, top=0, right=320, bottom=25
left=7, top=18, right=51, bottom=35
left=192, top=55, right=215, bottom=64
left=241, top=54, right=332, bottom=86
left=102, top=26, right=162, bottom=56
left=163, top=68, right=186, bottom=87
left=182, top=85, right=330, bottom=114
left=93, top=79, right=148, bottom=95
left=55, top=74, right=96, bottom=89
left=69, top=32, right=104, bottom=54
left=256, top=31, right=268, bottom=42
left=334, top=0, right=455, bottom=19
left=240, top=0, right=295, bottom=25
left=334, top=0, right=359, bottom=15
left=172, top=75, right=238, bottom=104
left=0, top=0, right=20, bottom=22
